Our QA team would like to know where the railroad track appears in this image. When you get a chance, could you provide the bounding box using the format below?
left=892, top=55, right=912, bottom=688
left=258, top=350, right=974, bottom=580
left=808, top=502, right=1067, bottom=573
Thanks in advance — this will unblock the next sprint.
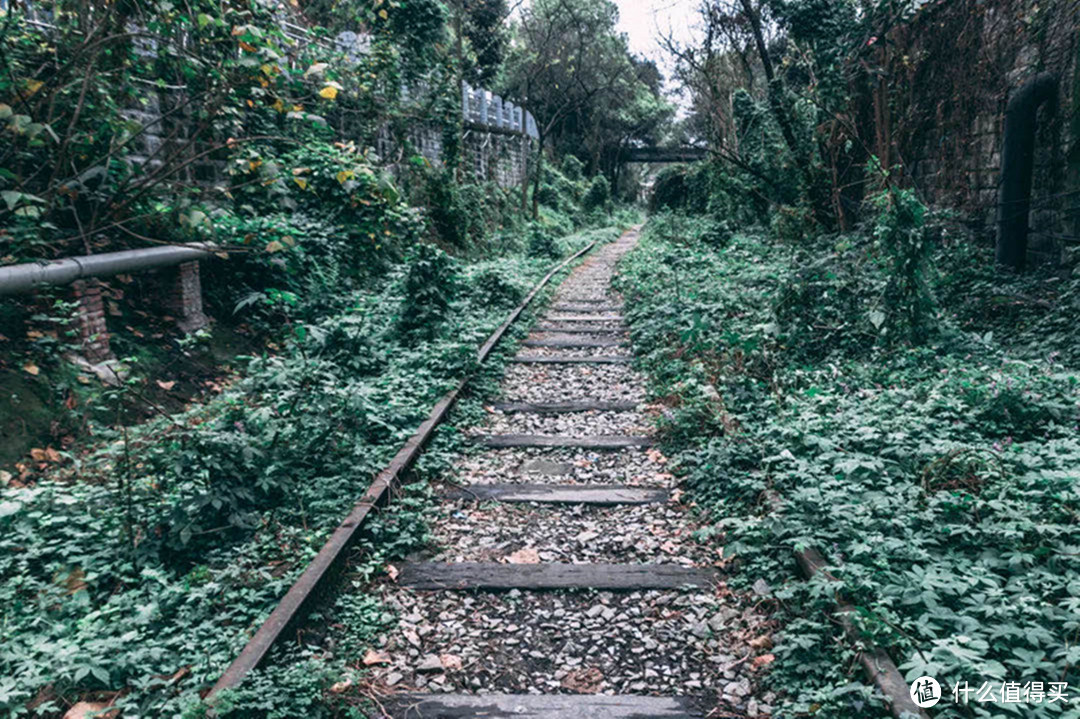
left=208, top=227, right=925, bottom=718
left=360, top=232, right=768, bottom=717
left=207, top=228, right=767, bottom=715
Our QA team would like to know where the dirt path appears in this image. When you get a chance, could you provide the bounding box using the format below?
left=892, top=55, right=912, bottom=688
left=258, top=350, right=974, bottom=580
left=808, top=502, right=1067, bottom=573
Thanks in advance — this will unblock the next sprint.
left=370, top=230, right=773, bottom=718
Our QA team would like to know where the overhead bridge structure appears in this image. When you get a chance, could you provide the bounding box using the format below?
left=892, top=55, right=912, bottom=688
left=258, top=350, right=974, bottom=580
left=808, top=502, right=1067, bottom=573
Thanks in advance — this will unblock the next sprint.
left=620, top=145, right=709, bottom=163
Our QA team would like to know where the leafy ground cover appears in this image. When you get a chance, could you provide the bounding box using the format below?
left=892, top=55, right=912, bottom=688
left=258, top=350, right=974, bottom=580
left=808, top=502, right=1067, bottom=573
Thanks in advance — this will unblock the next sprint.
left=616, top=212, right=1080, bottom=718
left=0, top=224, right=627, bottom=718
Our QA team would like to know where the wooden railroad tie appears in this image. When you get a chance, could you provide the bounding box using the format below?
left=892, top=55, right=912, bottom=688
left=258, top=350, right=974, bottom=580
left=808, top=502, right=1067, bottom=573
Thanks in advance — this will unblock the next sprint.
left=397, top=562, right=717, bottom=591
left=511, top=354, right=632, bottom=364
left=549, top=303, right=624, bottom=312
left=491, top=399, right=640, bottom=413
left=534, top=324, right=629, bottom=334
left=478, top=434, right=653, bottom=449
left=389, top=694, right=702, bottom=718
left=440, top=483, right=670, bottom=505
left=521, top=337, right=627, bottom=348
left=542, top=313, right=624, bottom=322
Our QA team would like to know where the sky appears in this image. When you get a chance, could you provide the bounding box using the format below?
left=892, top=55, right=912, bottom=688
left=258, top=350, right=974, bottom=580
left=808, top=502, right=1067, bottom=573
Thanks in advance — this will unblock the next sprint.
left=613, top=0, right=700, bottom=98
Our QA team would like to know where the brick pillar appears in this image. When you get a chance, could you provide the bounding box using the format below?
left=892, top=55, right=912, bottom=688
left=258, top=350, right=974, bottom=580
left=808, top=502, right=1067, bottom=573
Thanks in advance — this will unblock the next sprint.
left=71, top=279, right=112, bottom=362
left=163, top=261, right=208, bottom=333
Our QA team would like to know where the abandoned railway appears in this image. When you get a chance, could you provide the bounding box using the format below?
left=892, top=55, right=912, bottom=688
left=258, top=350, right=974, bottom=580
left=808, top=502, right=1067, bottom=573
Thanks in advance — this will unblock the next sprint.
left=200, top=230, right=925, bottom=718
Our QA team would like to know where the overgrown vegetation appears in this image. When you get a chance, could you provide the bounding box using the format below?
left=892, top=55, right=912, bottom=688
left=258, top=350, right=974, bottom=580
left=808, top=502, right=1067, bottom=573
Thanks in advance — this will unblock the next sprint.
left=0, top=222, right=628, bottom=717
left=0, top=0, right=651, bottom=712
left=618, top=210, right=1080, bottom=717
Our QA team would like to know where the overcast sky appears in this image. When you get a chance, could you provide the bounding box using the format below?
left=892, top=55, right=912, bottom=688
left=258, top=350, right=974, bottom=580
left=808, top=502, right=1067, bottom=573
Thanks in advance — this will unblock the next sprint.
left=613, top=0, right=700, bottom=96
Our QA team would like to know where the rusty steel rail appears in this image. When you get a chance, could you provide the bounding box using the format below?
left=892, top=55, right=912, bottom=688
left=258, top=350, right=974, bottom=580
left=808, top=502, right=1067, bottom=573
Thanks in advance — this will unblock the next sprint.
left=205, top=236, right=609, bottom=702
left=795, top=548, right=930, bottom=719
left=757, top=485, right=928, bottom=719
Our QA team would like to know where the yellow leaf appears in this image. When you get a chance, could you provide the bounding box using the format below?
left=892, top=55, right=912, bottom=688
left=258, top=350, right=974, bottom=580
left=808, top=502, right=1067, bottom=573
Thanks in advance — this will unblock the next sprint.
left=24, top=79, right=44, bottom=96
left=293, top=177, right=307, bottom=190
left=272, top=98, right=285, bottom=113
left=265, top=240, right=285, bottom=253
left=22, top=362, right=39, bottom=376
left=248, top=159, right=262, bottom=171
left=336, top=170, right=353, bottom=184
left=505, top=548, right=540, bottom=564
left=319, top=85, right=339, bottom=100
left=378, top=8, right=388, bottom=19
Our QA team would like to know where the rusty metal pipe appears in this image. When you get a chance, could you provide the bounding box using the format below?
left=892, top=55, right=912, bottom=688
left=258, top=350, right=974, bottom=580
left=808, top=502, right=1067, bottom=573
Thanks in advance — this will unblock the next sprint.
left=0, top=244, right=213, bottom=295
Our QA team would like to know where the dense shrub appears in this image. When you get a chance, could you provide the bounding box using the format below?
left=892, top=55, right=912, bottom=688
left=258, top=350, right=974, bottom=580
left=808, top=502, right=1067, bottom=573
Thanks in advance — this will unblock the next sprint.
left=617, top=213, right=1080, bottom=719
left=582, top=174, right=611, bottom=212
left=396, top=244, right=460, bottom=342
left=527, top=224, right=560, bottom=258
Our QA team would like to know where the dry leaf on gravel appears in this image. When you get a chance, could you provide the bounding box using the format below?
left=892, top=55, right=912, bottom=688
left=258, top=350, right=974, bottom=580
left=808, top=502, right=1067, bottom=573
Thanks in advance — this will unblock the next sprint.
left=749, top=634, right=774, bottom=650
left=362, top=649, right=391, bottom=666
left=560, top=667, right=604, bottom=693
left=29, top=448, right=61, bottom=463
left=439, top=654, right=463, bottom=671
left=752, top=653, right=775, bottom=670
left=505, top=548, right=540, bottom=564
left=64, top=703, right=116, bottom=719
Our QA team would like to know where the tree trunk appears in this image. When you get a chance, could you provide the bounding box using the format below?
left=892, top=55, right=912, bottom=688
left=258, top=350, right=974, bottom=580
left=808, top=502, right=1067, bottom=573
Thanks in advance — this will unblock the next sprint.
left=532, top=135, right=545, bottom=220
left=739, top=0, right=833, bottom=229
left=521, top=136, right=530, bottom=215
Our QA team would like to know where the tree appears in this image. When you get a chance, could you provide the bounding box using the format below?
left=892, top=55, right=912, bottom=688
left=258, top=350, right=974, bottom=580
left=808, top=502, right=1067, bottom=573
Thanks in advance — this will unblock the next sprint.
left=463, top=0, right=510, bottom=84
left=499, top=0, right=645, bottom=217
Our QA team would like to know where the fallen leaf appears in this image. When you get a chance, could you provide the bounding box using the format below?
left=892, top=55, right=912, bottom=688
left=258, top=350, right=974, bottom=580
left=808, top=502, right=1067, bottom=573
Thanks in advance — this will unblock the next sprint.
left=61, top=567, right=87, bottom=594
left=669, top=488, right=685, bottom=503
left=30, top=448, right=46, bottom=462
left=561, top=667, right=604, bottom=693
left=362, top=649, right=391, bottom=666
left=64, top=702, right=116, bottom=719
left=45, top=447, right=61, bottom=463
left=752, top=653, right=775, bottom=670
left=156, top=380, right=177, bottom=391
left=505, top=548, right=540, bottom=564
left=25, top=330, right=44, bottom=339
left=439, top=653, right=463, bottom=671
left=22, top=362, right=39, bottom=376
left=329, top=678, right=352, bottom=693
left=646, top=448, right=668, bottom=464
left=385, top=564, right=399, bottom=580
left=76, top=375, right=92, bottom=385
left=319, top=85, right=339, bottom=100
left=749, top=634, right=774, bottom=650
left=0, top=470, right=12, bottom=485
